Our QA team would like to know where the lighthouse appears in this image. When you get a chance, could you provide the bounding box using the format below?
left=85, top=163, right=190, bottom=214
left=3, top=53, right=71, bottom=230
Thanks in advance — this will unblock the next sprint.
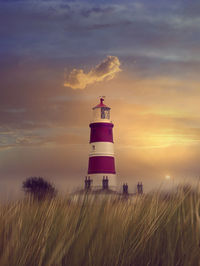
left=87, top=97, right=116, bottom=188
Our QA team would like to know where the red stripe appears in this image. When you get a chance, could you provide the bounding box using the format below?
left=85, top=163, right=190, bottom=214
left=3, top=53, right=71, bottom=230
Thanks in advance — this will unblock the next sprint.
left=88, top=156, right=116, bottom=174
left=90, top=123, right=114, bottom=143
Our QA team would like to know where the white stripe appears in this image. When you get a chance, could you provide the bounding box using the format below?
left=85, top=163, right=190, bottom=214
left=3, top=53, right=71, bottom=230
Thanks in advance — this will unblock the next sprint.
left=89, top=142, right=114, bottom=157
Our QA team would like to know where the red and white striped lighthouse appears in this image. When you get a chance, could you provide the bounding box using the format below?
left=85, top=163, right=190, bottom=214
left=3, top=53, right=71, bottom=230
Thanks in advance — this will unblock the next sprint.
left=87, top=97, right=116, bottom=188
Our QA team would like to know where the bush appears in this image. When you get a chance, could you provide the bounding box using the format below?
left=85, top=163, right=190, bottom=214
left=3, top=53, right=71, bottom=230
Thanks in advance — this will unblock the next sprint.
left=22, top=176, right=56, bottom=200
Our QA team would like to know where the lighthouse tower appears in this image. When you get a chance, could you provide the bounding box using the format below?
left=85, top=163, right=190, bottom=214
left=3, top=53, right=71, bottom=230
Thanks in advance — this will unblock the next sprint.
left=87, top=97, right=116, bottom=188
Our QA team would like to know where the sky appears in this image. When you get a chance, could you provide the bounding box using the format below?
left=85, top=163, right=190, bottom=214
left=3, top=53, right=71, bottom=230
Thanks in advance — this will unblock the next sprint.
left=0, top=0, right=200, bottom=198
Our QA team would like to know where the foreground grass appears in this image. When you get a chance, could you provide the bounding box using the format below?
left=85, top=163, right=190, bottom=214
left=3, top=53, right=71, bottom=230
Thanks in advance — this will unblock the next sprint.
left=0, top=187, right=200, bottom=266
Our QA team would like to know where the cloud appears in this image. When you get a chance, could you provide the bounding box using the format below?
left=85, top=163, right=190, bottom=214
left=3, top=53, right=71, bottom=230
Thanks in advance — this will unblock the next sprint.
left=80, top=6, right=115, bottom=18
left=64, top=56, right=121, bottom=89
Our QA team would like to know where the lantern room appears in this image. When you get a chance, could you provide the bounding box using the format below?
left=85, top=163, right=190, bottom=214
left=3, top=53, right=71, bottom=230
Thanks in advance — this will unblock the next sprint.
left=92, top=97, right=111, bottom=123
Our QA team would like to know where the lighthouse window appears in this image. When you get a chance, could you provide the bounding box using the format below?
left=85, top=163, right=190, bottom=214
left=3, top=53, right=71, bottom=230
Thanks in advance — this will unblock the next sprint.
left=101, top=107, right=110, bottom=119
left=92, top=145, right=95, bottom=151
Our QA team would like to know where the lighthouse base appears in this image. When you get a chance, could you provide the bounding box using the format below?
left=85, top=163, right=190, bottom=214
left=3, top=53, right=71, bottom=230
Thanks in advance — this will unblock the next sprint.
left=87, top=174, right=117, bottom=189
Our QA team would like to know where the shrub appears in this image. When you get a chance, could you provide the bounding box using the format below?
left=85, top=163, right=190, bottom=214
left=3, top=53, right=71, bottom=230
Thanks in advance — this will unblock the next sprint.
left=22, top=176, right=56, bottom=200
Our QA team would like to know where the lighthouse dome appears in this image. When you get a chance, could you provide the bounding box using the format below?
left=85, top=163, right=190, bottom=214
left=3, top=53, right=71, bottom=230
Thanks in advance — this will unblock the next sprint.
left=92, top=97, right=111, bottom=123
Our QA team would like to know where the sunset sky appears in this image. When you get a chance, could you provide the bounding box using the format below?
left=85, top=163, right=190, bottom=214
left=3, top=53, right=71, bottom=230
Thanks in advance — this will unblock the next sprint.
left=1, top=0, right=200, bottom=198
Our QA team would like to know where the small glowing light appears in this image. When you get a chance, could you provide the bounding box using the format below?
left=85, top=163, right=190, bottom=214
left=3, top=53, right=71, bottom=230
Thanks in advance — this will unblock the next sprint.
left=165, top=175, right=171, bottom=180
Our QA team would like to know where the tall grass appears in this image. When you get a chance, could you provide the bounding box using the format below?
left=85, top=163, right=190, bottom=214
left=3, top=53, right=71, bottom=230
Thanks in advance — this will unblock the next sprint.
left=0, top=187, right=200, bottom=266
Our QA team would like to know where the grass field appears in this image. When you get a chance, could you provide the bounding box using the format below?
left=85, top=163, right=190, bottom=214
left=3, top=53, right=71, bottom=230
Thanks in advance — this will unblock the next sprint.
left=0, top=186, right=200, bottom=266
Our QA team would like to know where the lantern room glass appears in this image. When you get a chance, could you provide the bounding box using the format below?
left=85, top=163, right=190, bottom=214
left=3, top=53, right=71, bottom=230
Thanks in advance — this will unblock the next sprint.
left=101, top=107, right=110, bottom=119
